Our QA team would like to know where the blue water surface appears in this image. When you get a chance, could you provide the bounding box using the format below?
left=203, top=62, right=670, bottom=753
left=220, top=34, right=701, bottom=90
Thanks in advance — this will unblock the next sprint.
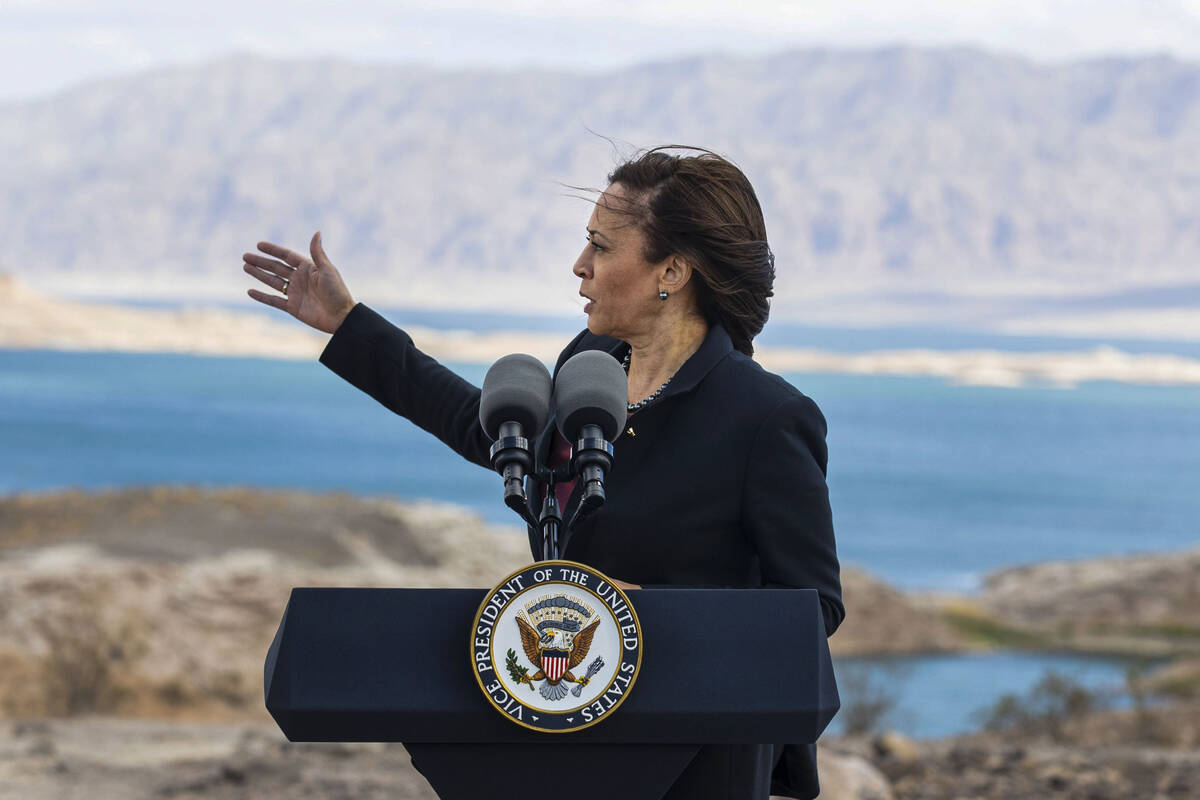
left=4, top=348, right=1197, bottom=592
left=829, top=651, right=1146, bottom=739
left=2, top=339, right=1197, bottom=739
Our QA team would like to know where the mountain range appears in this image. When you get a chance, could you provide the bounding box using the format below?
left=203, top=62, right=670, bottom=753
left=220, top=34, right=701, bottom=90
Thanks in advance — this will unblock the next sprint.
left=3, top=47, right=1198, bottom=330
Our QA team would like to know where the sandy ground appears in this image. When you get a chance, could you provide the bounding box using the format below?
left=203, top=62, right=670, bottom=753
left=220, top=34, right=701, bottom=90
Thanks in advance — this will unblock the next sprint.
left=0, top=718, right=433, bottom=800
left=1, top=486, right=1198, bottom=799
left=1, top=704, right=1197, bottom=800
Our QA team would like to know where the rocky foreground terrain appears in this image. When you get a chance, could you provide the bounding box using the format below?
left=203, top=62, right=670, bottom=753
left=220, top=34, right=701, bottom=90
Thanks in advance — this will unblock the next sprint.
left=0, top=486, right=1197, bottom=799
left=1, top=702, right=1197, bottom=800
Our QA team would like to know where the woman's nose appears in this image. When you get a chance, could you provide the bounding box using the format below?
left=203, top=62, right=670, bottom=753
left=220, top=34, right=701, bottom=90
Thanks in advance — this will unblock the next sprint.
left=572, top=246, right=592, bottom=279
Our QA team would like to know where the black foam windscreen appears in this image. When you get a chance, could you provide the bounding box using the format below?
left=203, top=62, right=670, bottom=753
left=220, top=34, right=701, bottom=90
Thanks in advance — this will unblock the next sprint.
left=553, top=350, right=628, bottom=442
left=479, top=354, right=552, bottom=439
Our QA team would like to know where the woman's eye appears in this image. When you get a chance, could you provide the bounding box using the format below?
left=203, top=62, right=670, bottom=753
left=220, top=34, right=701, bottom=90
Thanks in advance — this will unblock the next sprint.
left=587, top=237, right=604, bottom=252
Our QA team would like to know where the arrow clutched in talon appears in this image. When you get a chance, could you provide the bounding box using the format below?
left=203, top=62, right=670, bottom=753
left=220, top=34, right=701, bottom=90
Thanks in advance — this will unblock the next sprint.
left=572, top=656, right=605, bottom=697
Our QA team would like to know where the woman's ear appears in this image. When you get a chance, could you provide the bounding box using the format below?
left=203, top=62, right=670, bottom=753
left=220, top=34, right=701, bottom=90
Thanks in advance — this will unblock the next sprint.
left=659, top=254, right=693, bottom=295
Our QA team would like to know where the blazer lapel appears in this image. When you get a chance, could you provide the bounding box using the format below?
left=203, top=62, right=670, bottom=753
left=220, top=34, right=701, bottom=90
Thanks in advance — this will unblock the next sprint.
left=528, top=327, right=730, bottom=559
left=533, top=334, right=626, bottom=557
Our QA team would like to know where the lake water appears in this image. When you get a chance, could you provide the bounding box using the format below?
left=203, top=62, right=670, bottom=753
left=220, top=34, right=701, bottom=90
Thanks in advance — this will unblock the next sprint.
left=828, top=650, right=1145, bottom=739
left=2, top=315, right=1197, bottom=738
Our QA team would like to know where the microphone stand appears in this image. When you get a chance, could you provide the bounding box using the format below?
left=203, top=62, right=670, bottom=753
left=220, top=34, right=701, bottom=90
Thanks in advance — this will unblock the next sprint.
left=492, top=445, right=568, bottom=560
left=538, top=469, right=562, bottom=561
left=523, top=424, right=613, bottom=561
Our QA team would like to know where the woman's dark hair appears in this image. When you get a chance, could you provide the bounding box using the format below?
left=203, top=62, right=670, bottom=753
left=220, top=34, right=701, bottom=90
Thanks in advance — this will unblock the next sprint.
left=606, top=146, right=774, bottom=356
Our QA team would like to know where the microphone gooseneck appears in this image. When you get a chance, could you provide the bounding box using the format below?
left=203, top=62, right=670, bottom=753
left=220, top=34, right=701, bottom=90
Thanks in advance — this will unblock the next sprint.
left=494, top=420, right=533, bottom=517
left=573, top=422, right=613, bottom=516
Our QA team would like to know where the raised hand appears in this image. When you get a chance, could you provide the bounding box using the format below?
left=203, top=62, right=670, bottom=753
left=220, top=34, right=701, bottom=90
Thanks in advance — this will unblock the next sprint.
left=243, top=231, right=357, bottom=334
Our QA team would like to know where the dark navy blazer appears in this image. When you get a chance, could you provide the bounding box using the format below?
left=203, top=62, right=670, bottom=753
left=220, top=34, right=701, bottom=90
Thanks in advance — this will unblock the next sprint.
left=319, top=303, right=845, bottom=799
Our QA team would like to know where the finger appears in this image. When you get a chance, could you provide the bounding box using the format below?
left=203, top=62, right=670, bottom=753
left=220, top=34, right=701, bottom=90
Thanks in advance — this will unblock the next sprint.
left=243, top=252, right=295, bottom=276
left=257, top=240, right=306, bottom=268
left=247, top=288, right=288, bottom=310
left=310, top=231, right=330, bottom=269
left=244, top=263, right=291, bottom=294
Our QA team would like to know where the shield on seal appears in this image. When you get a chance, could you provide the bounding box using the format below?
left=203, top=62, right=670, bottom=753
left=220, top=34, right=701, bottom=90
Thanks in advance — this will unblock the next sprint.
left=542, top=649, right=569, bottom=681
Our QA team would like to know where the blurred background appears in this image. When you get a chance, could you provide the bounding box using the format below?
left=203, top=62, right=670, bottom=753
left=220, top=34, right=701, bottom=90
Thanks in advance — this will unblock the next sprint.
left=1, top=2, right=1198, bottom=798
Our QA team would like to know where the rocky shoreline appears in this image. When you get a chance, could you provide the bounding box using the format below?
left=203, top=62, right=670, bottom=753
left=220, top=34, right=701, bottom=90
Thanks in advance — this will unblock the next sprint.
left=0, top=485, right=1196, bottom=799
left=5, top=275, right=1200, bottom=388
left=1, top=486, right=1195, bottom=694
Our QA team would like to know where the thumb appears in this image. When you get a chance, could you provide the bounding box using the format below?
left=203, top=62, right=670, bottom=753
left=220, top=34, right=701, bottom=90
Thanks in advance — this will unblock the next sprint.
left=310, top=230, right=330, bottom=268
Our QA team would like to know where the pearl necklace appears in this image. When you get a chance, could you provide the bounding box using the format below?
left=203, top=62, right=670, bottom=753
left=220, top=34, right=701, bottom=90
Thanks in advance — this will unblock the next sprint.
left=622, top=350, right=674, bottom=412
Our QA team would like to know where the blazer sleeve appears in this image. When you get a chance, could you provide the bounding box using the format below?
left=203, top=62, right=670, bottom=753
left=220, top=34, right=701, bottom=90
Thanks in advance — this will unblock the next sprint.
left=741, top=394, right=845, bottom=638
left=318, top=303, right=493, bottom=470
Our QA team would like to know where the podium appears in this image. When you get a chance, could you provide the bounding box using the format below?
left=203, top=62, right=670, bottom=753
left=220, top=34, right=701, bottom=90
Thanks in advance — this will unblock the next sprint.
left=265, top=587, right=839, bottom=800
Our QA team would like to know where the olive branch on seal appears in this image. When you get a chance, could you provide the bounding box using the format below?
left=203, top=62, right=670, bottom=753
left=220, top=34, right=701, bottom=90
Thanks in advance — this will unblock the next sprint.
left=505, top=648, right=534, bottom=690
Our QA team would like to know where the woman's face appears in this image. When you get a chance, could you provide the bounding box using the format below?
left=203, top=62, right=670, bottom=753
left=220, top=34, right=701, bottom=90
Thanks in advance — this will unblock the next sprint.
left=573, top=183, right=663, bottom=342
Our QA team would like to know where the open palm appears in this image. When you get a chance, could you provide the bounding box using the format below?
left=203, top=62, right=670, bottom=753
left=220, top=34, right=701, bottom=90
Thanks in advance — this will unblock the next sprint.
left=243, top=231, right=356, bottom=334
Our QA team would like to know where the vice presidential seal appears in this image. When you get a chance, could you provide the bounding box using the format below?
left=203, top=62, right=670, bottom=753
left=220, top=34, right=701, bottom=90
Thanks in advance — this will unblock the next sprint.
left=470, top=560, right=643, bottom=733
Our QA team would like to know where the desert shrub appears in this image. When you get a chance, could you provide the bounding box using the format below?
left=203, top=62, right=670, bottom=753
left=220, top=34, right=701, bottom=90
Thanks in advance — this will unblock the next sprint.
left=837, top=661, right=910, bottom=735
left=0, top=650, right=45, bottom=716
left=206, top=668, right=254, bottom=708
left=31, top=600, right=146, bottom=716
left=975, top=670, right=1108, bottom=741
left=154, top=677, right=195, bottom=708
left=1125, top=660, right=1152, bottom=711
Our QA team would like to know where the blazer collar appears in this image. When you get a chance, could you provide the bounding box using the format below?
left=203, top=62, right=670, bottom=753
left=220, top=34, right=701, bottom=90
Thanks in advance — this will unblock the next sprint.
left=620, top=321, right=734, bottom=403
left=538, top=321, right=733, bottom=452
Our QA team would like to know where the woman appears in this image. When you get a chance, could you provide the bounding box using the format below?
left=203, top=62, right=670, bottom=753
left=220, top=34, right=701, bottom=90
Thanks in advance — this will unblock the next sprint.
left=243, top=147, right=844, bottom=800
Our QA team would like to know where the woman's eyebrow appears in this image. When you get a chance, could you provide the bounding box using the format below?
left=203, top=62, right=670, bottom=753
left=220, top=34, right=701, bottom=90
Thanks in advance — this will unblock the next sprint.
left=587, top=227, right=611, bottom=242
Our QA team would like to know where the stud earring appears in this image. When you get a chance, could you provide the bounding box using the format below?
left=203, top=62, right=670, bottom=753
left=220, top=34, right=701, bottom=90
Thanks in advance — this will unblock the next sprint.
left=658, top=291, right=669, bottom=301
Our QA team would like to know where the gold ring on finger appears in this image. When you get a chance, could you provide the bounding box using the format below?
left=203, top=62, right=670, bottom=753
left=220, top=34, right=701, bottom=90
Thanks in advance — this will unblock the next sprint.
left=281, top=279, right=289, bottom=296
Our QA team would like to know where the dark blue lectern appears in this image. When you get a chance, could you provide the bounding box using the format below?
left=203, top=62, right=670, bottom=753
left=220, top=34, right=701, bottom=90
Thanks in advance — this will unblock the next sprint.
left=265, top=588, right=839, bottom=799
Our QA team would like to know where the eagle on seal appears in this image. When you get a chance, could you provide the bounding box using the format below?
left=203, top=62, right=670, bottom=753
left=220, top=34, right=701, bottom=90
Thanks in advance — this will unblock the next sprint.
left=516, top=615, right=601, bottom=701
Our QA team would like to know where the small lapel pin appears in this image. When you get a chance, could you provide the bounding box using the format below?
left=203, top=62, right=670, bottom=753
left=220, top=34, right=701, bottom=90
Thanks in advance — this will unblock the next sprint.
left=626, top=426, right=636, bottom=437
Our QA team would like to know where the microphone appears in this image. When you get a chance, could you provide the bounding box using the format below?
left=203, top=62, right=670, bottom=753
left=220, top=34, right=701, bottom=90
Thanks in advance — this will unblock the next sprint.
left=479, top=354, right=552, bottom=526
left=552, top=350, right=628, bottom=529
